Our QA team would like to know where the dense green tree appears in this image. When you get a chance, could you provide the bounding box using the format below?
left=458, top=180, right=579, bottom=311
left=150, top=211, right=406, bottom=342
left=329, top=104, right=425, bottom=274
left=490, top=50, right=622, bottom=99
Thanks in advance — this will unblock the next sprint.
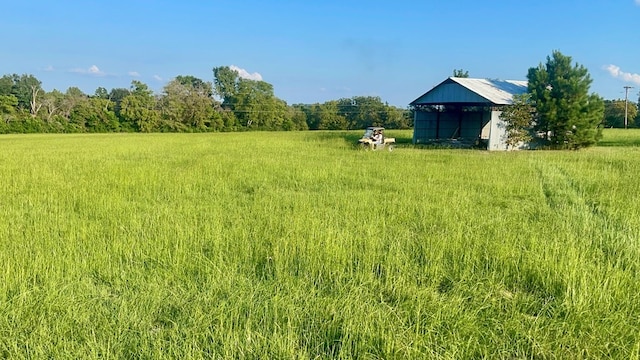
left=175, top=75, right=214, bottom=97
left=234, top=80, right=288, bottom=129
left=0, top=94, right=18, bottom=116
left=94, top=87, right=110, bottom=100
left=160, top=76, right=220, bottom=131
left=527, top=51, right=604, bottom=149
left=2, top=74, right=44, bottom=116
left=0, top=75, right=13, bottom=96
left=108, top=87, right=131, bottom=119
left=284, top=106, right=308, bottom=131
left=335, top=96, right=411, bottom=130
left=337, top=96, right=385, bottom=129
left=213, top=66, right=290, bottom=130
left=0, top=94, right=19, bottom=133
left=120, top=81, right=160, bottom=132
left=603, top=99, right=638, bottom=128
left=212, top=66, right=240, bottom=105
left=60, top=87, right=87, bottom=119
left=312, top=101, right=348, bottom=130
left=71, top=97, right=119, bottom=132
left=381, top=105, right=412, bottom=129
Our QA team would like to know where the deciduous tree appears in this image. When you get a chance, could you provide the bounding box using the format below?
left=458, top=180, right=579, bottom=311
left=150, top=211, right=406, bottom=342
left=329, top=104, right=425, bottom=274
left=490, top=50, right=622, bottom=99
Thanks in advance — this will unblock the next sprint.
left=500, top=93, right=535, bottom=149
left=120, top=81, right=160, bottom=132
left=1, top=74, right=43, bottom=116
left=0, top=94, right=18, bottom=116
left=71, top=97, right=119, bottom=132
left=603, top=99, right=638, bottom=128
left=160, top=76, right=218, bottom=131
left=213, top=66, right=290, bottom=130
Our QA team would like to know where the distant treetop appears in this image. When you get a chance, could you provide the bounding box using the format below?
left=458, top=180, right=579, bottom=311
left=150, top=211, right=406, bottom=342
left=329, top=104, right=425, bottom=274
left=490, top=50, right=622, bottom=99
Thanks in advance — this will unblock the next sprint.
left=453, top=69, right=469, bottom=78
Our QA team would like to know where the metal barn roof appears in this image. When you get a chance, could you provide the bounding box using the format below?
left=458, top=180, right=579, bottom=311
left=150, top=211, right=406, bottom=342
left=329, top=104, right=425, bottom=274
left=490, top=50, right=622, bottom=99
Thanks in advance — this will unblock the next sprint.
left=410, top=77, right=528, bottom=106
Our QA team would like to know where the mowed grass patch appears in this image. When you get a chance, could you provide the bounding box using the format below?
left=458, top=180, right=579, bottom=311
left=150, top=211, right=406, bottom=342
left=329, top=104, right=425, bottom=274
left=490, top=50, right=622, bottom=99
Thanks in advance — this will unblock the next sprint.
left=1, top=131, right=639, bottom=359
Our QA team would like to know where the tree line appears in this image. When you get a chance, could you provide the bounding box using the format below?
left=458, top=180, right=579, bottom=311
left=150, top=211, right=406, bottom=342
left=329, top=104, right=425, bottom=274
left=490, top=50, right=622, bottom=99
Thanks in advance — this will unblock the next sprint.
left=0, top=66, right=412, bottom=134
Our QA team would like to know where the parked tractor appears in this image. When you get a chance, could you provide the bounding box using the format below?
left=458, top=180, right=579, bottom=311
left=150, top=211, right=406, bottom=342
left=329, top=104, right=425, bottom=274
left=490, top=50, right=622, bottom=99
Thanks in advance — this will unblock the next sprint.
left=358, top=126, right=395, bottom=151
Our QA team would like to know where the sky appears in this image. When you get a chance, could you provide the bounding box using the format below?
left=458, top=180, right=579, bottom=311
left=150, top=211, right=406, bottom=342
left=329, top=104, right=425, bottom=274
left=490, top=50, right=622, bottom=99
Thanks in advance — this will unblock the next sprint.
left=2, top=0, right=639, bottom=107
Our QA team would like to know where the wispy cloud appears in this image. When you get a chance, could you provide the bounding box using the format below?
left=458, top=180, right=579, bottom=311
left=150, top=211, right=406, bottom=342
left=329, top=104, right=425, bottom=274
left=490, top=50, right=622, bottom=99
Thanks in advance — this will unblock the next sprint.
left=636, top=0, right=640, bottom=5
left=128, top=71, right=141, bottom=77
left=153, top=75, right=163, bottom=81
left=70, top=65, right=107, bottom=77
left=43, top=65, right=55, bottom=72
left=230, top=65, right=263, bottom=81
left=605, top=64, right=640, bottom=85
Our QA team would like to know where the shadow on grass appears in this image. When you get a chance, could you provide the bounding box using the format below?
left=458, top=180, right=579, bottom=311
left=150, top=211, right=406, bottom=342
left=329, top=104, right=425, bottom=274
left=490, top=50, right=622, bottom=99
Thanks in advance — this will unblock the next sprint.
left=598, top=138, right=640, bottom=147
left=305, top=130, right=492, bottom=150
left=304, top=130, right=413, bottom=148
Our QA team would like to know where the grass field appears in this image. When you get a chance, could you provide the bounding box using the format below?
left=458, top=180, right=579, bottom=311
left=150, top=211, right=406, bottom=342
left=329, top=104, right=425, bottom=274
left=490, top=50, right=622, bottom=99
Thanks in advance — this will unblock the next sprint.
left=1, top=129, right=640, bottom=359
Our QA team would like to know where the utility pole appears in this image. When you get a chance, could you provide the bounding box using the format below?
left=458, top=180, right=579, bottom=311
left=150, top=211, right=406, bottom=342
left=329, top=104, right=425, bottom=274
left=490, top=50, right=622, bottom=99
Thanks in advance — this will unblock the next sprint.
left=624, top=86, right=634, bottom=129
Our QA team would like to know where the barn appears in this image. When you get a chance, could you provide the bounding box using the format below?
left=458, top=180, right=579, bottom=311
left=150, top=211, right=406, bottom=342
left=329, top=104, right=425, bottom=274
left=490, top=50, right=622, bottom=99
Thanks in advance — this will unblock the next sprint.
left=410, top=77, right=528, bottom=150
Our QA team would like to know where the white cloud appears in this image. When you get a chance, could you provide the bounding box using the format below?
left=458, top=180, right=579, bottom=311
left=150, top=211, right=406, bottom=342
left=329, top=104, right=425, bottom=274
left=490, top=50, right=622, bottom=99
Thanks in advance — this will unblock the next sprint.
left=605, top=64, right=640, bottom=85
left=153, top=75, right=163, bottom=81
left=70, top=65, right=107, bottom=76
left=88, top=65, right=102, bottom=74
left=44, top=65, right=54, bottom=72
left=128, top=71, right=141, bottom=77
left=230, top=65, right=263, bottom=81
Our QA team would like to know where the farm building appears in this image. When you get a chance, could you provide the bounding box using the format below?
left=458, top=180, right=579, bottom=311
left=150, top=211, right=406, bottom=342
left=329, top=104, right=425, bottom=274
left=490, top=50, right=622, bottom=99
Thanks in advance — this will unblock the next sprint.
left=410, top=77, right=528, bottom=150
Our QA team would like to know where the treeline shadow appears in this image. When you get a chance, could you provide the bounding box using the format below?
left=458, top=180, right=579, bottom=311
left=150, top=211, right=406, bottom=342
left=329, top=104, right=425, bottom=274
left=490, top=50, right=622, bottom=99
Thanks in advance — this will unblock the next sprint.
left=597, top=138, right=640, bottom=147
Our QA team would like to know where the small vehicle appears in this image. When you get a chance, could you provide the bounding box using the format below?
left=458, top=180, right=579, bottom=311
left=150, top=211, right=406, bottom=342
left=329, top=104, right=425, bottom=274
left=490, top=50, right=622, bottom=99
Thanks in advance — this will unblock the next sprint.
left=358, top=126, right=395, bottom=151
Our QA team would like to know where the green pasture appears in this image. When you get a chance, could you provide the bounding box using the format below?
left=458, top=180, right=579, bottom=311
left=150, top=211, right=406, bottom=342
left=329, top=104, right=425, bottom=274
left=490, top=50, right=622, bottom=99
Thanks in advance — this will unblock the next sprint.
left=1, top=130, right=640, bottom=359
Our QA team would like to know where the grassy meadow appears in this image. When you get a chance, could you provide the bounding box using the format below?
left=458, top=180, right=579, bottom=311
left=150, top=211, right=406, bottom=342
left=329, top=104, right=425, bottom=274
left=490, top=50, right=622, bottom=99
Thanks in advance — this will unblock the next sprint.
left=1, top=129, right=640, bottom=359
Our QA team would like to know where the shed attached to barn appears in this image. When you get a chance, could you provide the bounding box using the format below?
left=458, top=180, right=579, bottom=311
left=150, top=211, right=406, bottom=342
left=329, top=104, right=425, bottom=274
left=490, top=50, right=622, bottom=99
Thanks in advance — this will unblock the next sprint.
left=410, top=77, right=528, bottom=150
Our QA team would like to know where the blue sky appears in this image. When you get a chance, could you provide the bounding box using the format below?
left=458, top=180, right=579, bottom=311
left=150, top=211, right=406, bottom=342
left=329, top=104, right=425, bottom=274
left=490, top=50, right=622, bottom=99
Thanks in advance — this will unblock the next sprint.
left=2, top=0, right=639, bottom=106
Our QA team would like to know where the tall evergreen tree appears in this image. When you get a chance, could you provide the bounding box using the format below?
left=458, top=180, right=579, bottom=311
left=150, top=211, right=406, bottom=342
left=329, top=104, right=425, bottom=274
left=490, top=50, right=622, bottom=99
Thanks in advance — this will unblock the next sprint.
left=527, top=51, right=604, bottom=149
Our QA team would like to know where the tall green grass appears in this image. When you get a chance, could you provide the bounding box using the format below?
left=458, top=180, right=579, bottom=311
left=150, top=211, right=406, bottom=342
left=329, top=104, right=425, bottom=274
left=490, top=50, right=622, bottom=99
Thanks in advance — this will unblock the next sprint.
left=1, top=130, right=639, bottom=358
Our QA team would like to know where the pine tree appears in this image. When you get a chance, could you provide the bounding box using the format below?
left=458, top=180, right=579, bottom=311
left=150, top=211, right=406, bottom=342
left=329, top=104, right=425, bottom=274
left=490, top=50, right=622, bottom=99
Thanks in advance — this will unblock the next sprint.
left=527, top=51, right=604, bottom=149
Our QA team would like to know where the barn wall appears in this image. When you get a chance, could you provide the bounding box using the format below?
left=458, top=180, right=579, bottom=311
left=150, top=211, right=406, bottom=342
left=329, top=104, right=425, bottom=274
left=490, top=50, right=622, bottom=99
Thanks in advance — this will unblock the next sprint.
left=412, top=82, right=491, bottom=104
left=413, top=108, right=491, bottom=144
left=487, top=110, right=532, bottom=151
left=413, top=111, right=438, bottom=143
left=488, top=110, right=507, bottom=150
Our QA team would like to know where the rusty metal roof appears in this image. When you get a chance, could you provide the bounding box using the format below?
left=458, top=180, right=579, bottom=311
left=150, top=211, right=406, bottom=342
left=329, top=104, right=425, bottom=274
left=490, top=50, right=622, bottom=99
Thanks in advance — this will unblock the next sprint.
left=410, top=77, right=528, bottom=106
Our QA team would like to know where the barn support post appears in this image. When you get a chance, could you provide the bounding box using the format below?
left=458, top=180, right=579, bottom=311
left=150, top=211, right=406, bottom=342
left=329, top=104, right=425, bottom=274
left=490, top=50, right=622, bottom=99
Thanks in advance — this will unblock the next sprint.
left=412, top=109, right=418, bottom=143
left=457, top=106, right=463, bottom=138
left=435, top=107, right=441, bottom=140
